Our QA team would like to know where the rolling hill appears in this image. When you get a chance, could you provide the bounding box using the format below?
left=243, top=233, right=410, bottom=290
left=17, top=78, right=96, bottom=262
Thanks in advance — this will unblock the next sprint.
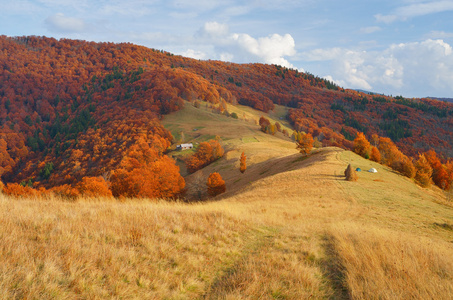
left=1, top=103, right=451, bottom=298
left=0, top=35, right=452, bottom=197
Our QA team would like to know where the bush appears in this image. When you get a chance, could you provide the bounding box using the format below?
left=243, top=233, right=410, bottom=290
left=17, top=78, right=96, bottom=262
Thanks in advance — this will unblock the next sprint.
left=3, top=183, right=40, bottom=198
left=50, top=184, right=80, bottom=200
left=76, top=176, right=112, bottom=198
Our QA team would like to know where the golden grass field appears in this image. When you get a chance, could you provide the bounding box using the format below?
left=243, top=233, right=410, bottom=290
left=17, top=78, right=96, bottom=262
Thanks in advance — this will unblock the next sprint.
left=1, top=102, right=452, bottom=299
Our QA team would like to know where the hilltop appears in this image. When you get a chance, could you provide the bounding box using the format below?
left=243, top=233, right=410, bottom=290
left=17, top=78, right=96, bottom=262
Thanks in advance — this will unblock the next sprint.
left=0, top=36, right=452, bottom=197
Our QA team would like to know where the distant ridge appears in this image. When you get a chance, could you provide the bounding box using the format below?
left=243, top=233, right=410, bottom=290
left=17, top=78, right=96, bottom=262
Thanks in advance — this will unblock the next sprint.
left=354, top=89, right=384, bottom=96
left=428, top=97, right=453, bottom=103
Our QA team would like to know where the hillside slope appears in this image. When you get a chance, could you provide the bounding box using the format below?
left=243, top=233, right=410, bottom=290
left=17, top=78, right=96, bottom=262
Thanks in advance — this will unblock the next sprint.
left=1, top=142, right=451, bottom=299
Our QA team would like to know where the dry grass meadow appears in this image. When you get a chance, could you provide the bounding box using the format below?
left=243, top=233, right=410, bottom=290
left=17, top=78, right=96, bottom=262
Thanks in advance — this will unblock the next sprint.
left=1, top=102, right=452, bottom=299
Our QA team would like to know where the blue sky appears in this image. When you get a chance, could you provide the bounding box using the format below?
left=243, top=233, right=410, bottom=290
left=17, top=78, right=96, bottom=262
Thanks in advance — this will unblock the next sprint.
left=2, top=0, right=453, bottom=98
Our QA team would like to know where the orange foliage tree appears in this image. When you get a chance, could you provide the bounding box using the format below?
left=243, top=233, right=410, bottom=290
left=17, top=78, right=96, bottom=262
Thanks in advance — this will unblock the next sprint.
left=240, top=152, right=247, bottom=173
left=207, top=172, right=226, bottom=197
left=2, top=183, right=39, bottom=198
left=111, top=139, right=185, bottom=199
left=76, top=176, right=112, bottom=198
left=370, top=146, right=381, bottom=163
left=424, top=150, right=450, bottom=190
left=296, top=133, right=314, bottom=156
left=186, top=139, right=224, bottom=173
left=50, top=184, right=80, bottom=200
left=353, top=132, right=371, bottom=159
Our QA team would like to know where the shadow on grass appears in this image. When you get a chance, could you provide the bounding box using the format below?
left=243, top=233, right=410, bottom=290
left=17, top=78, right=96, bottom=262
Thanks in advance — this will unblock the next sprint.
left=320, top=234, right=351, bottom=300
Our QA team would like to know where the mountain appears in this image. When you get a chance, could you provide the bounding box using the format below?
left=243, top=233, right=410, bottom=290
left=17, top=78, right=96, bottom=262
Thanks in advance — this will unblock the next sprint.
left=0, top=35, right=452, bottom=195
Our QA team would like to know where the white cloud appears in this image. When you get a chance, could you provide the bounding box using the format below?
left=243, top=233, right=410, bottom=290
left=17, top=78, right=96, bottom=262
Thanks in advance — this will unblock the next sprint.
left=197, top=22, right=229, bottom=38
left=360, top=26, right=381, bottom=34
left=425, top=30, right=453, bottom=39
left=188, top=22, right=298, bottom=68
left=304, top=39, right=453, bottom=97
left=181, top=49, right=207, bottom=60
left=374, top=14, right=398, bottom=24
left=397, top=0, right=453, bottom=17
left=45, top=13, right=86, bottom=33
left=376, top=0, right=453, bottom=23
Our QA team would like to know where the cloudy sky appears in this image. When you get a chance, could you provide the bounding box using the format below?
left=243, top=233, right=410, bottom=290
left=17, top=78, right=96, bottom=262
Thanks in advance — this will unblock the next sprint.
left=2, top=0, right=453, bottom=98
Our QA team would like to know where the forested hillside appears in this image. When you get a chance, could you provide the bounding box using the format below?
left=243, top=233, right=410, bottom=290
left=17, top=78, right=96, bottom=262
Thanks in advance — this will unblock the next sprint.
left=0, top=36, right=452, bottom=196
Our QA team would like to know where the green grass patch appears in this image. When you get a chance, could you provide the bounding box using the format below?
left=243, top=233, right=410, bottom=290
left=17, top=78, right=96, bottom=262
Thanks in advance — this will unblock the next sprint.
left=194, top=134, right=217, bottom=143
left=242, top=136, right=259, bottom=143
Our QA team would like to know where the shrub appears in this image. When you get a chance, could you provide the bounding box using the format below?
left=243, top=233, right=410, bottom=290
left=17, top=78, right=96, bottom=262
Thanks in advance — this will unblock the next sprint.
left=50, top=184, right=80, bottom=200
left=3, top=183, right=40, bottom=198
left=76, top=176, right=113, bottom=198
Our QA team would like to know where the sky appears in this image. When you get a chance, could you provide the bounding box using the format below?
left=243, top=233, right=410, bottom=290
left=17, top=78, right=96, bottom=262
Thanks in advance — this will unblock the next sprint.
left=2, top=0, right=453, bottom=98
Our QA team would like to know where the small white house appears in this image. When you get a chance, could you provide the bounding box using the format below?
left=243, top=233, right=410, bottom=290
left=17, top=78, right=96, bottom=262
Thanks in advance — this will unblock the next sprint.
left=176, top=143, right=193, bottom=151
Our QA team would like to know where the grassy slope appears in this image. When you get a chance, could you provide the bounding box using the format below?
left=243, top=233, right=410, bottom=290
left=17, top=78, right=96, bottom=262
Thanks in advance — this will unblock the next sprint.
left=1, top=101, right=452, bottom=299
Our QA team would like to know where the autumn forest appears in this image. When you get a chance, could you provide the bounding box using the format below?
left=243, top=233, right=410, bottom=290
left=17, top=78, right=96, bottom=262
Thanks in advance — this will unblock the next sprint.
left=1, top=35, right=453, bottom=198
